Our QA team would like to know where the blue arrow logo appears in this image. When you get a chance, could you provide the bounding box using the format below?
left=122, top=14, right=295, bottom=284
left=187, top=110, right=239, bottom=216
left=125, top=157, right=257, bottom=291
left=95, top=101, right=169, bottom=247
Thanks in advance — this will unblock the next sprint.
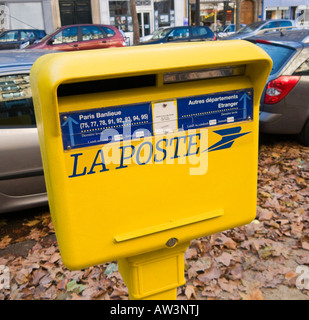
left=239, top=92, right=251, bottom=119
left=203, top=126, right=250, bottom=153
left=62, top=116, right=79, bottom=147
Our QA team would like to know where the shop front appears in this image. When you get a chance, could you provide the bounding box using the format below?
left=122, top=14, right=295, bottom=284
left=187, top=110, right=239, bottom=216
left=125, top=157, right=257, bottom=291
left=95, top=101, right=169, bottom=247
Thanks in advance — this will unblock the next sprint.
left=105, top=0, right=181, bottom=45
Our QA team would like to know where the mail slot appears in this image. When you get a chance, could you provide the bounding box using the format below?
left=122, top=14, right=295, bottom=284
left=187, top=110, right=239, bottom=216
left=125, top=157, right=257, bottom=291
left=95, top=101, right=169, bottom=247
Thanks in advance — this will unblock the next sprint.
left=30, top=41, right=272, bottom=277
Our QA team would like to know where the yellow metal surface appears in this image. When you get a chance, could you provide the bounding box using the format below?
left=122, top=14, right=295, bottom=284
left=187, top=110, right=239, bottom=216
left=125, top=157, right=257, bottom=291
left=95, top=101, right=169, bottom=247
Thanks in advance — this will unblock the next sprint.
left=118, top=242, right=190, bottom=300
left=30, top=41, right=272, bottom=271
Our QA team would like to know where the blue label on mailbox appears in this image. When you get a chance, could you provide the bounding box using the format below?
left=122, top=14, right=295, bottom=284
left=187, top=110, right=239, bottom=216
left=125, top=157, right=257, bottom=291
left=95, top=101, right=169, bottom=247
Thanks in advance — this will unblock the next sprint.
left=60, top=88, right=253, bottom=150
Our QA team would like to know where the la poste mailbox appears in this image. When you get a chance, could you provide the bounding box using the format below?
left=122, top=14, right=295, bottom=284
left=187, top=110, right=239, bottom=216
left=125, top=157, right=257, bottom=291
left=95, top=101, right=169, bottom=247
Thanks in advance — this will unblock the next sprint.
left=30, top=41, right=272, bottom=299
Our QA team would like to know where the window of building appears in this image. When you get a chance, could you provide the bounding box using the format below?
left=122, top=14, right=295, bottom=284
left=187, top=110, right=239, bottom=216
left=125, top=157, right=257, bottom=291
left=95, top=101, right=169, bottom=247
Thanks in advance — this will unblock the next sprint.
left=109, top=1, right=133, bottom=32
left=154, top=0, right=175, bottom=28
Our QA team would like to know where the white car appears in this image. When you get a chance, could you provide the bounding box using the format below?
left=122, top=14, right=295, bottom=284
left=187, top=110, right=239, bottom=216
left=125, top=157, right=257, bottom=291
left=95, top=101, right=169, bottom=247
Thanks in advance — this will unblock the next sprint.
left=217, top=24, right=246, bottom=38
left=0, top=49, right=57, bottom=213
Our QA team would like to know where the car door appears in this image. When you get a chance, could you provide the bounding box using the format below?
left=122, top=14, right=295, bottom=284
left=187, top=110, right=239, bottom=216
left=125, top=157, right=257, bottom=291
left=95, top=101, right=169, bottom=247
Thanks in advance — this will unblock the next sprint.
left=283, top=50, right=309, bottom=134
left=80, top=25, right=111, bottom=50
left=49, top=26, right=79, bottom=51
left=190, top=26, right=214, bottom=41
left=19, top=30, right=37, bottom=49
left=165, top=27, right=190, bottom=43
left=0, top=72, right=45, bottom=202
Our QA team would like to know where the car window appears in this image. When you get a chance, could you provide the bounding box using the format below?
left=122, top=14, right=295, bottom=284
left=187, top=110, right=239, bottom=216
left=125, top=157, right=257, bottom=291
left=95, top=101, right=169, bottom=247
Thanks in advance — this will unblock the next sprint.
left=261, top=21, right=278, bottom=30
left=81, top=26, right=105, bottom=40
left=227, top=25, right=235, bottom=32
left=279, top=21, right=292, bottom=27
left=20, top=31, right=36, bottom=40
left=238, top=21, right=264, bottom=34
left=254, top=42, right=295, bottom=75
left=0, top=74, right=35, bottom=126
left=192, top=26, right=213, bottom=38
left=151, top=27, right=171, bottom=40
left=0, top=31, right=18, bottom=42
left=101, top=27, right=115, bottom=37
left=168, top=27, right=190, bottom=39
left=294, top=58, right=309, bottom=76
left=52, top=27, right=78, bottom=44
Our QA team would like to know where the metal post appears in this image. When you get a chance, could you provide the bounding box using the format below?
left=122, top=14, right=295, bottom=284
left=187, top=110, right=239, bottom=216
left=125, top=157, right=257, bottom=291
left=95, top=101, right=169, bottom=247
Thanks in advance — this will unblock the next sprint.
left=195, top=0, right=200, bottom=26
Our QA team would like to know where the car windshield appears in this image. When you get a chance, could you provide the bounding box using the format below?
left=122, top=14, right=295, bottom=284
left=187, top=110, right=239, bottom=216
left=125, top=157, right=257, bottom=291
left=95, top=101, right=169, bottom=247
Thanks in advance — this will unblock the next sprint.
left=151, top=28, right=172, bottom=40
left=237, top=21, right=265, bottom=34
left=37, top=33, right=54, bottom=43
left=37, top=28, right=62, bottom=43
left=254, top=42, right=296, bottom=74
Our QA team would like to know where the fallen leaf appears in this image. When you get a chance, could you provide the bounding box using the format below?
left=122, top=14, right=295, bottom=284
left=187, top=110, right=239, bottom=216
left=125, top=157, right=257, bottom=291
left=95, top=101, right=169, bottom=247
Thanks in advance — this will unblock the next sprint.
left=23, top=219, right=40, bottom=227
left=240, top=288, right=264, bottom=300
left=218, top=278, right=238, bottom=293
left=31, top=268, right=46, bottom=285
left=184, top=285, right=196, bottom=300
left=185, top=247, right=198, bottom=260
left=104, top=263, right=118, bottom=275
left=0, top=235, right=12, bottom=249
left=197, top=266, right=221, bottom=282
left=66, top=280, right=87, bottom=294
left=302, top=241, right=309, bottom=251
left=15, top=269, right=30, bottom=285
left=110, top=287, right=129, bottom=298
left=215, top=252, right=233, bottom=267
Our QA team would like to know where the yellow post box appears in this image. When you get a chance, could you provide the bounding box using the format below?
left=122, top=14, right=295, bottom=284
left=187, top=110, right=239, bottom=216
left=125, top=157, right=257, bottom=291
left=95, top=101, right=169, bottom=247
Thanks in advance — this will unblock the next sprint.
left=30, top=41, right=272, bottom=300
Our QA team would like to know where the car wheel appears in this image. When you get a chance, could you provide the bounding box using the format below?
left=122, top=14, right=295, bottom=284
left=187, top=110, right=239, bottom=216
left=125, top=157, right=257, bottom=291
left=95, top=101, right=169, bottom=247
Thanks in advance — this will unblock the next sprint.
left=299, top=118, right=309, bottom=147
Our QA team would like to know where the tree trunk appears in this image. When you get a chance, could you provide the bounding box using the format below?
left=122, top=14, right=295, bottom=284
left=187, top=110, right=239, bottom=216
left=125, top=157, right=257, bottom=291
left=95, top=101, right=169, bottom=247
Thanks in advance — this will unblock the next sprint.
left=130, top=0, right=140, bottom=45
left=235, top=0, right=241, bottom=31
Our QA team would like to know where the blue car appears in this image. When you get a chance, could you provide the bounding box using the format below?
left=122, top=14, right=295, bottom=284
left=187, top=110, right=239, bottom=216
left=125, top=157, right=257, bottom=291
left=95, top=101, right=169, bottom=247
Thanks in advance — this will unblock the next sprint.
left=0, top=29, right=46, bottom=50
left=141, top=26, right=216, bottom=45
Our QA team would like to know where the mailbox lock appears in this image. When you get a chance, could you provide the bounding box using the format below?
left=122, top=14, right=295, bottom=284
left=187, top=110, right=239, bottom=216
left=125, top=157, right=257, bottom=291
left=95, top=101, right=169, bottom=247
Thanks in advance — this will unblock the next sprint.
left=166, top=238, right=178, bottom=248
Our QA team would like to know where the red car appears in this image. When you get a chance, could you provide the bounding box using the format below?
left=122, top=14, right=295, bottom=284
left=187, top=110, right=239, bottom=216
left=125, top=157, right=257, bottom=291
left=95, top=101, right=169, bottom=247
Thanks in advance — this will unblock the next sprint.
left=26, top=24, right=125, bottom=51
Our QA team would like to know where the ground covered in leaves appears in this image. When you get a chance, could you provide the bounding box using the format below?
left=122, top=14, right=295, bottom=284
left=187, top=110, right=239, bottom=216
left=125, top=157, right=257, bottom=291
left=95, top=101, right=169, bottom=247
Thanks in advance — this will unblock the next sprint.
left=0, top=136, right=308, bottom=300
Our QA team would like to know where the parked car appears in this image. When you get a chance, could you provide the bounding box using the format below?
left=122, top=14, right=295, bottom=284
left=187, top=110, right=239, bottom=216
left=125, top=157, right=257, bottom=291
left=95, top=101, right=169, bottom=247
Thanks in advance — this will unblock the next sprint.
left=217, top=24, right=246, bottom=38
left=141, top=25, right=216, bottom=45
left=224, top=19, right=295, bottom=40
left=26, top=24, right=125, bottom=51
left=245, top=29, right=309, bottom=146
left=0, top=49, right=60, bottom=214
left=0, top=29, right=46, bottom=50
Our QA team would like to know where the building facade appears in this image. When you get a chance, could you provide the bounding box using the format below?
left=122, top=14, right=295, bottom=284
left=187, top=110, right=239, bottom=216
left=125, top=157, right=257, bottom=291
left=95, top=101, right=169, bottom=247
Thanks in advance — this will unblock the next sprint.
left=263, top=0, right=309, bottom=24
left=0, top=0, right=187, bottom=44
left=0, top=0, right=267, bottom=44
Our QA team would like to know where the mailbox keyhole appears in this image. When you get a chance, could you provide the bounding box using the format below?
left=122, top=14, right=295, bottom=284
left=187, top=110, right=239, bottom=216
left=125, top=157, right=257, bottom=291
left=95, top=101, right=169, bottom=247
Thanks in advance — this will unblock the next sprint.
left=166, top=238, right=178, bottom=248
